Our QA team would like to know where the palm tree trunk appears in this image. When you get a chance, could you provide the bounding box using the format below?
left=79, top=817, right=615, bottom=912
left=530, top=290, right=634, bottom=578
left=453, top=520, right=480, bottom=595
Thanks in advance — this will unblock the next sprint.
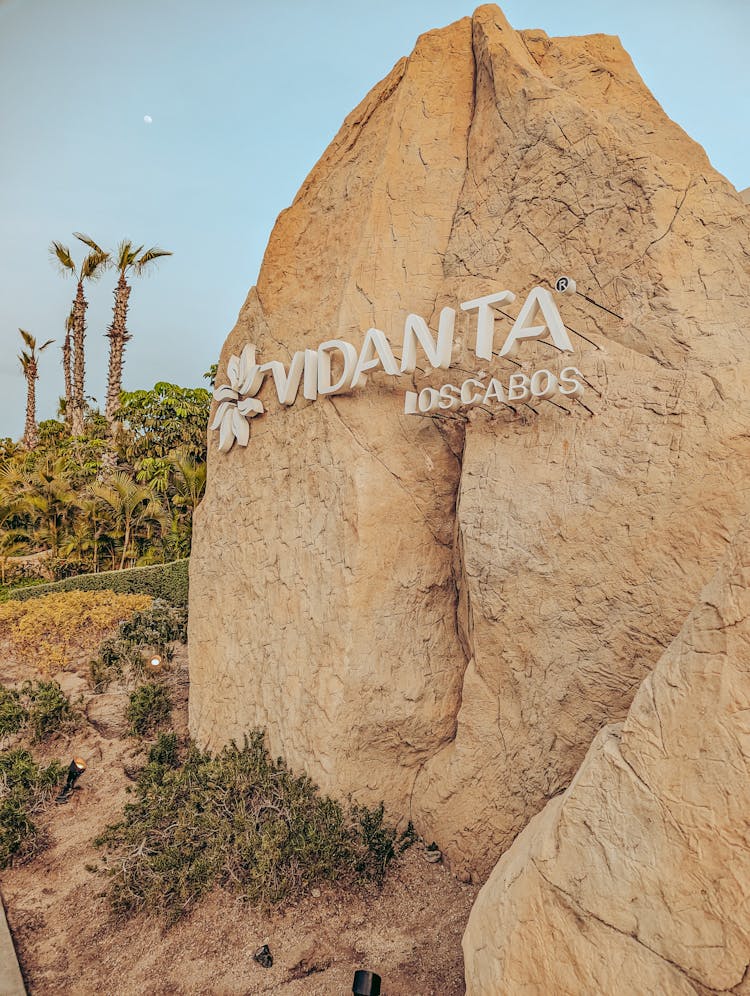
left=62, top=333, right=73, bottom=427
left=23, top=368, right=38, bottom=450
left=71, top=280, right=87, bottom=436
left=120, top=520, right=130, bottom=570
left=106, top=274, right=131, bottom=425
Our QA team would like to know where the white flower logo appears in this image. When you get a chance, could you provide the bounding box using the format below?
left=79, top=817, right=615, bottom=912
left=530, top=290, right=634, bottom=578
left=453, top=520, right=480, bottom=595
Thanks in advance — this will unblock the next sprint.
left=211, top=344, right=264, bottom=453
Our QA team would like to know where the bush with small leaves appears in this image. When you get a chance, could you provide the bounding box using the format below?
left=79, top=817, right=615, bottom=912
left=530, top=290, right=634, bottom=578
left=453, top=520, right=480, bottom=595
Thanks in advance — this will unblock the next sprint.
left=0, top=686, right=28, bottom=739
left=125, top=683, right=172, bottom=737
left=96, top=731, right=413, bottom=921
left=23, top=680, right=76, bottom=742
left=118, top=599, right=187, bottom=651
left=0, top=748, right=65, bottom=867
left=147, top=732, right=179, bottom=767
left=88, top=599, right=187, bottom=691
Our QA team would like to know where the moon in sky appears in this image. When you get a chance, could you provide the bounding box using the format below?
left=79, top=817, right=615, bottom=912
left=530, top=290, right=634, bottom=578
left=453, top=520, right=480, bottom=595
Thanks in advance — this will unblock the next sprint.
left=143, top=115, right=153, bottom=124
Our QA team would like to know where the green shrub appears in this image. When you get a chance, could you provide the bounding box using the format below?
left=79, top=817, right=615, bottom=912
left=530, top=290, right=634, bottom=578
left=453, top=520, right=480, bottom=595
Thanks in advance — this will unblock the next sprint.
left=147, top=732, right=179, bottom=767
left=10, top=559, right=189, bottom=607
left=0, top=748, right=65, bottom=867
left=23, top=681, right=76, bottom=742
left=118, top=599, right=187, bottom=655
left=126, top=683, right=172, bottom=737
left=89, top=600, right=187, bottom=691
left=0, top=686, right=28, bottom=738
left=96, top=732, right=413, bottom=921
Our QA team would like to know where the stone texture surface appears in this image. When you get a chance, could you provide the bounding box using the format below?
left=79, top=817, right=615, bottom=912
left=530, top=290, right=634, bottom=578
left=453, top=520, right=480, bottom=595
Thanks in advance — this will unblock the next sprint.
left=189, top=4, right=750, bottom=877
left=463, top=521, right=750, bottom=994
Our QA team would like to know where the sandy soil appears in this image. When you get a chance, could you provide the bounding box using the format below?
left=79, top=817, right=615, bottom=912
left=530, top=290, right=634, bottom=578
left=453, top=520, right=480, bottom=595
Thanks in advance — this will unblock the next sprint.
left=0, top=645, right=478, bottom=995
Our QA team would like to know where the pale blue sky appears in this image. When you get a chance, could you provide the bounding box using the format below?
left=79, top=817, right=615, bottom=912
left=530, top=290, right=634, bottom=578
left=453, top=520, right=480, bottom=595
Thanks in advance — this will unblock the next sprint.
left=0, top=0, right=747, bottom=440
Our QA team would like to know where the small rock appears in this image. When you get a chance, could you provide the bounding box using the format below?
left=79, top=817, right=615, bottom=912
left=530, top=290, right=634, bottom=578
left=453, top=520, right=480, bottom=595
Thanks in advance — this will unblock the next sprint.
left=424, top=843, right=442, bottom=863
left=253, top=944, right=273, bottom=969
left=311, top=887, right=321, bottom=898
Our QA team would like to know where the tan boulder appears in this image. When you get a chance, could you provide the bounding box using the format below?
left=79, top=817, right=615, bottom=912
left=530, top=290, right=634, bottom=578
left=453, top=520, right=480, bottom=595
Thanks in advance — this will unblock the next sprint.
left=463, top=519, right=750, bottom=994
left=189, top=4, right=750, bottom=876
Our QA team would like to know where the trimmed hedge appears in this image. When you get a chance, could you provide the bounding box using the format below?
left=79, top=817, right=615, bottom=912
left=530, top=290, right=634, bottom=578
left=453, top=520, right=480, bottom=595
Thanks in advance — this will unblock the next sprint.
left=9, top=559, right=189, bottom=607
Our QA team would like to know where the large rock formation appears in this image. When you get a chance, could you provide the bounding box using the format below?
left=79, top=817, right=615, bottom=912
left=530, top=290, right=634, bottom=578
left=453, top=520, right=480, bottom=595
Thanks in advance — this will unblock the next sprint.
left=189, top=4, right=750, bottom=877
left=463, top=520, right=750, bottom=994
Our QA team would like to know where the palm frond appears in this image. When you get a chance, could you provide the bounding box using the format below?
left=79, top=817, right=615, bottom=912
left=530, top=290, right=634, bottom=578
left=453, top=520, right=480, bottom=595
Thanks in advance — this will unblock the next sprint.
left=73, top=232, right=106, bottom=254
left=49, top=240, right=76, bottom=275
left=39, top=339, right=55, bottom=352
left=80, top=250, right=110, bottom=280
left=116, top=240, right=142, bottom=271
left=135, top=246, right=173, bottom=273
left=18, top=328, right=35, bottom=350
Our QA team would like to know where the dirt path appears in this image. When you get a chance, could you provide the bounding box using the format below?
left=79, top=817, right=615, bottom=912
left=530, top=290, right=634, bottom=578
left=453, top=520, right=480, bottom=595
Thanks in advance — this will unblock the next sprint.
left=0, top=646, right=477, bottom=995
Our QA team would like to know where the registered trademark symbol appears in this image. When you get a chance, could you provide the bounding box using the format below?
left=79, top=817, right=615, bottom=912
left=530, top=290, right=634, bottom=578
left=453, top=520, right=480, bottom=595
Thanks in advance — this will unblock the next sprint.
left=554, top=276, right=573, bottom=294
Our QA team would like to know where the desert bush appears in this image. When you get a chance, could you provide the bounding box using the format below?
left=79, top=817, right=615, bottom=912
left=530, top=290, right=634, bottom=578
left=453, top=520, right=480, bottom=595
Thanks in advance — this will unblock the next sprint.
left=0, top=681, right=75, bottom=742
left=23, top=680, right=76, bottom=742
left=96, top=731, right=413, bottom=921
left=0, top=748, right=64, bottom=867
left=0, top=590, right=151, bottom=674
left=118, top=599, right=187, bottom=652
left=11, top=559, right=189, bottom=607
left=89, top=599, right=186, bottom=691
left=147, top=731, right=179, bottom=767
left=126, top=683, right=172, bottom=737
left=0, top=686, right=28, bottom=738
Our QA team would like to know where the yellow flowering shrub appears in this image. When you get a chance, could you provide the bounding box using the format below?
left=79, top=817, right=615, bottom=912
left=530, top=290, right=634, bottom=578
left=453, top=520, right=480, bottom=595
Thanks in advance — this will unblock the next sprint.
left=0, top=591, right=152, bottom=674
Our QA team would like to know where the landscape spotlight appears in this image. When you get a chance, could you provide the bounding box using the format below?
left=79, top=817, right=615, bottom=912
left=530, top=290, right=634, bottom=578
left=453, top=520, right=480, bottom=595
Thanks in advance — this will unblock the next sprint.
left=57, top=757, right=86, bottom=802
left=148, top=654, right=163, bottom=671
left=353, top=970, right=381, bottom=995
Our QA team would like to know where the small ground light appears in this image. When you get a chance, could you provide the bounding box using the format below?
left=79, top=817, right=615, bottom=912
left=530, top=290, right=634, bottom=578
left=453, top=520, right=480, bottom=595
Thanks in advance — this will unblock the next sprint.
left=57, top=757, right=86, bottom=802
left=353, top=969, right=381, bottom=995
left=148, top=654, right=163, bottom=672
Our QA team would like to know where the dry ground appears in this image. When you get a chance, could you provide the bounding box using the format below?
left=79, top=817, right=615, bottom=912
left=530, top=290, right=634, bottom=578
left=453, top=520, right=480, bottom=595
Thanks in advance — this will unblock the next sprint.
left=0, top=642, right=478, bottom=995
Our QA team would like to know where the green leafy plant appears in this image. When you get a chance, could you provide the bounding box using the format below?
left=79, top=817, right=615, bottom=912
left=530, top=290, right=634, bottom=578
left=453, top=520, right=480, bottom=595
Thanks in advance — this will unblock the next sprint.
left=88, top=598, right=187, bottom=691
left=125, top=682, right=172, bottom=736
left=118, top=598, right=187, bottom=657
left=23, top=680, right=76, bottom=742
left=96, top=732, right=413, bottom=921
left=0, top=686, right=28, bottom=738
left=0, top=748, right=64, bottom=867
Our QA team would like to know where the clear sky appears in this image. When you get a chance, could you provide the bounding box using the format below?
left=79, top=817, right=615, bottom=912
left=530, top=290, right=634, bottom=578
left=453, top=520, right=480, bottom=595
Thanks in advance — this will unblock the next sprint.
left=0, top=0, right=747, bottom=440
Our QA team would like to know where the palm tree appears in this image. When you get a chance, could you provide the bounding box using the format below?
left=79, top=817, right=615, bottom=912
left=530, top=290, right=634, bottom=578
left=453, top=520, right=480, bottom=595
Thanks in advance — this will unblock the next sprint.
left=75, top=235, right=172, bottom=427
left=16, top=458, right=77, bottom=557
left=91, top=472, right=166, bottom=569
left=170, top=452, right=206, bottom=513
left=61, top=307, right=75, bottom=426
left=18, top=330, right=54, bottom=450
left=49, top=239, right=109, bottom=435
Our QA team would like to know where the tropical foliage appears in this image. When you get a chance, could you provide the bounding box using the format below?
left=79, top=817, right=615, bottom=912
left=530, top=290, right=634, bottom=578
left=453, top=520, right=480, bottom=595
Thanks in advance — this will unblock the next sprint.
left=0, top=380, right=210, bottom=585
left=7, top=231, right=209, bottom=598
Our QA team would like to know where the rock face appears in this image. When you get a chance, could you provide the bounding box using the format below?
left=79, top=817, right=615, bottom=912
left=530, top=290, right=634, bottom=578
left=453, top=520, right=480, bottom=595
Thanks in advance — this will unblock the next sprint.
left=463, top=521, right=750, bottom=994
left=189, top=3, right=750, bottom=877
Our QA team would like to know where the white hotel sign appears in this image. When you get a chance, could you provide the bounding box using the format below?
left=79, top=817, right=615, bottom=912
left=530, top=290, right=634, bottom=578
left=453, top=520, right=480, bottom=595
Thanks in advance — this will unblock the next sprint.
left=211, top=285, right=585, bottom=452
